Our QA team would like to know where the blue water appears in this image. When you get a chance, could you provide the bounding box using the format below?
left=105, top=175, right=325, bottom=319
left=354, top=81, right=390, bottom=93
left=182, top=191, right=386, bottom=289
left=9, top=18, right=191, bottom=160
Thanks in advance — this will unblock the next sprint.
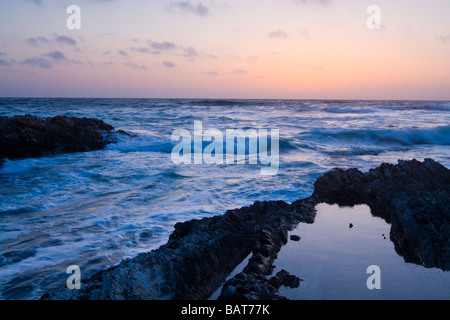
left=0, top=98, right=449, bottom=299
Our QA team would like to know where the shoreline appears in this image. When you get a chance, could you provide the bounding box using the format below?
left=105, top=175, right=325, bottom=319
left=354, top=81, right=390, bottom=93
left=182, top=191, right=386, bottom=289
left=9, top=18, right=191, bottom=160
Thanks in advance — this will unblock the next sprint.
left=1, top=114, right=448, bottom=300
left=41, top=158, right=450, bottom=300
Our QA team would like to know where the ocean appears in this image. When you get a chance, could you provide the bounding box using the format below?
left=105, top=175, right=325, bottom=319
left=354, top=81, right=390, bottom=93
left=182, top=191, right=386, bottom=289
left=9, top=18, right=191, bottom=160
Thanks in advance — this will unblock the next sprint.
left=0, top=98, right=449, bottom=299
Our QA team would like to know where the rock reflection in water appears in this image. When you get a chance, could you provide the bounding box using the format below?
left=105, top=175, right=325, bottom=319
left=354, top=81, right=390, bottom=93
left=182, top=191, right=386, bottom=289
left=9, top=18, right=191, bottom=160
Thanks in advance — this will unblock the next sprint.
left=273, top=204, right=450, bottom=300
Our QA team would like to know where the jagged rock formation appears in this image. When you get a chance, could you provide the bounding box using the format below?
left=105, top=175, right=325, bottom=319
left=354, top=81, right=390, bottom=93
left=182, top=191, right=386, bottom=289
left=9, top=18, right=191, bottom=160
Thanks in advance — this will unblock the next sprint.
left=42, top=159, right=450, bottom=300
left=42, top=199, right=318, bottom=300
left=313, top=158, right=450, bottom=270
left=0, top=115, right=130, bottom=165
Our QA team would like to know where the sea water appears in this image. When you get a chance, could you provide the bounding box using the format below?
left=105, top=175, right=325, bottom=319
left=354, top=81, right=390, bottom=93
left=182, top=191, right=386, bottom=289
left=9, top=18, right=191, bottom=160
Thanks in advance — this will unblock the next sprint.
left=0, top=98, right=449, bottom=299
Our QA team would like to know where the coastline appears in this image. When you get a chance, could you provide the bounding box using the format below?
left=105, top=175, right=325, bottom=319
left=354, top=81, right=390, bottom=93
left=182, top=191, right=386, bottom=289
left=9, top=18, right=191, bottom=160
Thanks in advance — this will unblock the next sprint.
left=41, top=158, right=450, bottom=300
left=1, top=114, right=449, bottom=300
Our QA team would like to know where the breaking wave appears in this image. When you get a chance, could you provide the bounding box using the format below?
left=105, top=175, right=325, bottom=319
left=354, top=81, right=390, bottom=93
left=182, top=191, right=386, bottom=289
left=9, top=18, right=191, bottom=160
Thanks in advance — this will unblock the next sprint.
left=303, top=126, right=450, bottom=147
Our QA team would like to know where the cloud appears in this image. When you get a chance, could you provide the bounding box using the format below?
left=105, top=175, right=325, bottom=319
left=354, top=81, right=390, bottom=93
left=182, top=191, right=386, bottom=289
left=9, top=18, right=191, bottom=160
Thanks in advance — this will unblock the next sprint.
left=268, top=30, right=288, bottom=39
left=25, top=0, right=44, bottom=6
left=247, top=55, right=259, bottom=62
left=88, top=0, right=118, bottom=3
left=25, top=0, right=118, bottom=5
left=180, top=46, right=199, bottom=59
left=167, top=1, right=211, bottom=17
left=437, top=35, right=450, bottom=43
left=298, top=27, right=311, bottom=38
left=27, top=35, right=78, bottom=47
left=26, top=36, right=50, bottom=47
left=149, top=41, right=178, bottom=51
left=291, top=0, right=334, bottom=6
left=21, top=51, right=81, bottom=69
left=232, top=69, right=248, bottom=75
left=0, top=59, right=11, bottom=67
left=202, top=71, right=219, bottom=76
left=55, top=35, right=77, bottom=47
left=124, top=62, right=147, bottom=70
left=118, top=49, right=128, bottom=57
left=131, top=41, right=178, bottom=55
left=163, top=61, right=177, bottom=69
left=45, top=51, right=67, bottom=61
left=21, top=57, right=53, bottom=69
left=130, top=46, right=152, bottom=54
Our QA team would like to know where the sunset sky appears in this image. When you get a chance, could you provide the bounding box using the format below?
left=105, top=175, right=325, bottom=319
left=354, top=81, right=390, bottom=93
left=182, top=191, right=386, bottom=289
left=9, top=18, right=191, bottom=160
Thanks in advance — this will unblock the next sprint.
left=0, top=0, right=449, bottom=99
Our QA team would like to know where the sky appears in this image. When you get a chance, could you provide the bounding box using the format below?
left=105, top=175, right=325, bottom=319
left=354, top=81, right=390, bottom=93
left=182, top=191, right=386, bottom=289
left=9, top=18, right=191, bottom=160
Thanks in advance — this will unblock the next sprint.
left=0, top=0, right=449, bottom=99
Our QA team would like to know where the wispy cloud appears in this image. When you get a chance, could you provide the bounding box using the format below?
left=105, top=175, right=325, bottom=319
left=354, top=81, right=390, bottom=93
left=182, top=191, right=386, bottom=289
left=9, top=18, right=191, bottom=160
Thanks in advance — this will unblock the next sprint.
left=45, top=51, right=67, bottom=61
left=167, top=1, right=211, bottom=17
left=180, top=47, right=199, bottom=59
left=291, top=0, right=334, bottom=6
left=0, top=59, right=12, bottom=67
left=268, top=30, right=288, bottom=39
left=26, top=36, right=50, bottom=47
left=298, top=27, right=311, bottom=39
left=21, top=57, right=53, bottom=69
left=232, top=69, right=248, bottom=75
left=149, top=41, right=178, bottom=51
left=131, top=41, right=178, bottom=55
left=25, top=0, right=44, bottom=6
left=437, top=34, right=450, bottom=43
left=118, top=49, right=128, bottom=57
left=25, top=0, right=118, bottom=6
left=163, top=61, right=177, bottom=69
left=26, top=35, right=78, bottom=48
left=130, top=46, right=152, bottom=54
left=55, top=35, right=77, bottom=47
left=202, top=70, right=219, bottom=76
left=21, top=51, right=82, bottom=68
left=124, top=62, right=147, bottom=70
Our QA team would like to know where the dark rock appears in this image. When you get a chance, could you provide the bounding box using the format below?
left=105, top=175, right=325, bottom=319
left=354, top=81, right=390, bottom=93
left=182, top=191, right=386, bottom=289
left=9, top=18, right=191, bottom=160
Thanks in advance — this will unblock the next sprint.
left=218, top=269, right=302, bottom=301
left=0, top=115, right=130, bottom=165
left=269, top=270, right=301, bottom=289
left=290, top=235, right=301, bottom=241
left=313, top=158, right=450, bottom=270
left=349, top=223, right=354, bottom=229
left=42, top=199, right=318, bottom=300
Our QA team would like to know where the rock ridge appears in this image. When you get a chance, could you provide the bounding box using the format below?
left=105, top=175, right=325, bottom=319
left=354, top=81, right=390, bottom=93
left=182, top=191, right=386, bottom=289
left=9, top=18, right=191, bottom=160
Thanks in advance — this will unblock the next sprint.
left=41, top=159, right=450, bottom=300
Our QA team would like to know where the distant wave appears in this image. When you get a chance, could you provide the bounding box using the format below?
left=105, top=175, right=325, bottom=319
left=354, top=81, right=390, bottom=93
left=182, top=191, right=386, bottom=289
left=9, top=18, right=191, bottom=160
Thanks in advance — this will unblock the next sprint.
left=425, top=104, right=450, bottom=112
left=325, top=107, right=378, bottom=114
left=303, top=126, right=450, bottom=147
left=190, top=99, right=244, bottom=107
left=188, top=99, right=275, bottom=107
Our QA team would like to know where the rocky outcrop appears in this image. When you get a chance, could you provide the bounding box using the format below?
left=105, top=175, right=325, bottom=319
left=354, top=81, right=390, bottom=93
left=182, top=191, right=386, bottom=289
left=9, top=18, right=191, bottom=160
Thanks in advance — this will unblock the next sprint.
left=0, top=115, right=131, bottom=165
left=42, top=199, right=318, bottom=300
left=313, top=158, right=450, bottom=270
left=42, top=159, right=450, bottom=300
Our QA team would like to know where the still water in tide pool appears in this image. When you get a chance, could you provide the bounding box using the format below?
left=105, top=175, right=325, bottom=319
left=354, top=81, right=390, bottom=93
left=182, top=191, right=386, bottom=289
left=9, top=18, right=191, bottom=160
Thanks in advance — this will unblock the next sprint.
left=274, top=204, right=450, bottom=300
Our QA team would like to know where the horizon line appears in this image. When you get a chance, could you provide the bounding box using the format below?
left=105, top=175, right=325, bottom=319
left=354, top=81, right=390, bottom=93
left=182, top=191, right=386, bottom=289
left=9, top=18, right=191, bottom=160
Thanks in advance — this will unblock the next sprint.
left=1, top=96, right=450, bottom=102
